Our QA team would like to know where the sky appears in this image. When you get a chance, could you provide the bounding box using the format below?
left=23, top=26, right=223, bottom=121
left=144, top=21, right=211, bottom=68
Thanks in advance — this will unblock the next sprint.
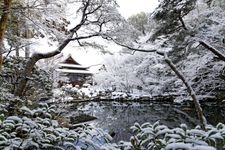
left=117, top=0, right=159, bottom=18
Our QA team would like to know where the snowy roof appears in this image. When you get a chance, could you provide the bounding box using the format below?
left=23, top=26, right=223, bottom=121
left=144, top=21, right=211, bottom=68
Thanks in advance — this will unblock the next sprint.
left=58, top=63, right=89, bottom=69
left=56, top=69, right=93, bottom=74
left=62, top=55, right=80, bottom=65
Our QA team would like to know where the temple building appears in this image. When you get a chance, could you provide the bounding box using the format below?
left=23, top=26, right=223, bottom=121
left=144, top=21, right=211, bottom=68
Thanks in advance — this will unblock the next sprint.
left=56, top=55, right=93, bottom=87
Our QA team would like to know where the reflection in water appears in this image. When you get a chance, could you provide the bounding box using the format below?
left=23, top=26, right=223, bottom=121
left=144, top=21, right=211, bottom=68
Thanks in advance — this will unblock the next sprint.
left=72, top=102, right=225, bottom=142
left=202, top=104, right=225, bottom=126
left=70, top=102, right=225, bottom=142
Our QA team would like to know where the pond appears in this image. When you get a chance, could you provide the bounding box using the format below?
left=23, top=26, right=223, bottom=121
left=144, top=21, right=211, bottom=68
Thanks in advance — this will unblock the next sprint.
left=68, top=101, right=225, bottom=142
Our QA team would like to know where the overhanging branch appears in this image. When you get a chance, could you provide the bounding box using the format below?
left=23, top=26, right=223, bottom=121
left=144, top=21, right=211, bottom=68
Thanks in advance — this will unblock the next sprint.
left=70, top=33, right=100, bottom=41
left=102, top=35, right=157, bottom=53
left=199, top=40, right=225, bottom=62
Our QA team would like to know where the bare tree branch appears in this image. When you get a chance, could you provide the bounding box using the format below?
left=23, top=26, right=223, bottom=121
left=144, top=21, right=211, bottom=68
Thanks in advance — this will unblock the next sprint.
left=102, top=35, right=157, bottom=53
left=86, top=3, right=102, bottom=15
left=199, top=40, right=225, bottom=62
left=75, top=32, right=84, bottom=46
left=70, top=33, right=100, bottom=41
left=178, top=14, right=188, bottom=30
left=70, top=0, right=90, bottom=33
left=164, top=53, right=207, bottom=128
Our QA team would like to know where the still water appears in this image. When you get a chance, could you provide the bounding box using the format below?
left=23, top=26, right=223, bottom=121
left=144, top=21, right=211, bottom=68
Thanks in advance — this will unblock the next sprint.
left=71, top=101, right=225, bottom=142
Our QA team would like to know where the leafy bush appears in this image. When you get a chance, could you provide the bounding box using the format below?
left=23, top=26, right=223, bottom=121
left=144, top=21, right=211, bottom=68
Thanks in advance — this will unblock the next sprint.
left=0, top=103, right=115, bottom=150
left=129, top=121, right=225, bottom=150
left=1, top=95, right=225, bottom=150
left=1, top=56, right=53, bottom=100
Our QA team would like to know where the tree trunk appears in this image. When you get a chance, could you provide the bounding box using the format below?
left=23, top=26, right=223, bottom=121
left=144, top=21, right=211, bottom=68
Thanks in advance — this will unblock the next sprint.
left=14, top=38, right=72, bottom=96
left=25, top=3, right=31, bottom=58
left=25, top=45, right=30, bottom=58
left=0, top=0, right=12, bottom=71
left=25, top=29, right=31, bottom=58
left=16, top=46, right=20, bottom=57
left=164, top=53, right=207, bottom=128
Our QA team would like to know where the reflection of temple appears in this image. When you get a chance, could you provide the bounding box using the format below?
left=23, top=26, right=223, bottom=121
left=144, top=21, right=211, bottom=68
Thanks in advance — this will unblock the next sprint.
left=56, top=55, right=93, bottom=87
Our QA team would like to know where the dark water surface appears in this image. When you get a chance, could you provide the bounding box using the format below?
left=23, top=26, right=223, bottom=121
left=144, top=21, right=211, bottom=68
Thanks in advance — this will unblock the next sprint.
left=70, top=101, right=225, bottom=142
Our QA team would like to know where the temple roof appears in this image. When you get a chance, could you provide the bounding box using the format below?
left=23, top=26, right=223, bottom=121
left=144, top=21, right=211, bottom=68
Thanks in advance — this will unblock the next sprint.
left=56, top=69, right=92, bottom=74
left=61, top=55, right=80, bottom=65
left=58, top=63, right=89, bottom=69
left=56, top=54, right=93, bottom=74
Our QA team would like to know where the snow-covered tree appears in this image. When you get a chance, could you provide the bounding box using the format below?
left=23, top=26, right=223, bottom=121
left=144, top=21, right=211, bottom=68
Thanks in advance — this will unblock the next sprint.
left=128, top=12, right=148, bottom=35
left=10, top=0, right=123, bottom=97
left=94, top=0, right=225, bottom=127
left=4, top=0, right=69, bottom=58
left=102, top=0, right=225, bottom=99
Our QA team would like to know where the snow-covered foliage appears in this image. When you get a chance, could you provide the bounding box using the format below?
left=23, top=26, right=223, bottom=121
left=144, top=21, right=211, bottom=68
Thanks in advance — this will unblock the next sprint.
left=1, top=57, right=52, bottom=100
left=1, top=99, right=225, bottom=150
left=169, top=0, right=225, bottom=99
left=129, top=121, right=225, bottom=150
left=52, top=84, right=95, bottom=102
left=0, top=103, right=115, bottom=150
left=1, top=0, right=225, bottom=149
left=151, top=0, right=197, bottom=39
left=94, top=53, right=174, bottom=96
left=4, top=0, right=69, bottom=57
left=127, top=12, right=148, bottom=35
left=94, top=0, right=225, bottom=102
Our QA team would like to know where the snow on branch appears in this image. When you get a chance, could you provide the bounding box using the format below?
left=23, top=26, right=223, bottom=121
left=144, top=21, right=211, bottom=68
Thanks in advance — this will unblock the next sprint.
left=163, top=53, right=207, bottom=128
left=70, top=33, right=100, bottom=41
left=199, top=40, right=225, bottom=62
left=102, top=35, right=157, bottom=53
left=70, top=0, right=91, bottom=33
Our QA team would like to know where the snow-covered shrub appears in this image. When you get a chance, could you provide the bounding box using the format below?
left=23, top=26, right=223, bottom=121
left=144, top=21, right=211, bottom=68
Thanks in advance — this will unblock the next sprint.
left=2, top=56, right=53, bottom=101
left=129, top=121, right=225, bottom=150
left=93, top=53, right=171, bottom=96
left=0, top=103, right=115, bottom=150
left=0, top=85, right=25, bottom=116
left=52, top=84, right=95, bottom=103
